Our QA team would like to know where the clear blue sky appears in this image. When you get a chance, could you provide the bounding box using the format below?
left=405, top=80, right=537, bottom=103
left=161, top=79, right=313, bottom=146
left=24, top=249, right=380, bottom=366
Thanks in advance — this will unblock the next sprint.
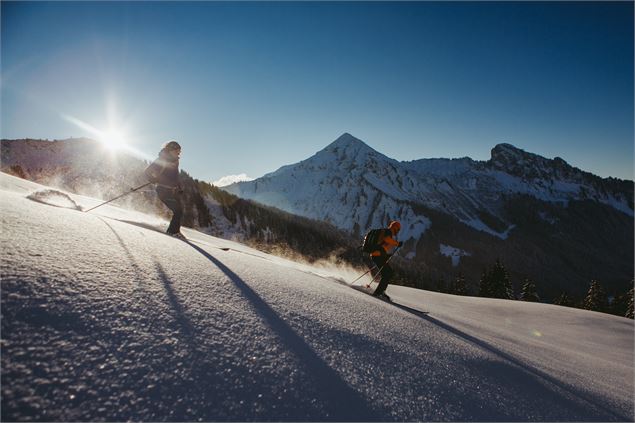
left=2, top=1, right=633, bottom=181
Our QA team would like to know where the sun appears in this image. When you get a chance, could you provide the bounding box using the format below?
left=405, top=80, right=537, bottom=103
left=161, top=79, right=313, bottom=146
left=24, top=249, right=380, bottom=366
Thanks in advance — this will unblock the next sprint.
left=100, top=129, right=127, bottom=151
left=61, top=113, right=152, bottom=160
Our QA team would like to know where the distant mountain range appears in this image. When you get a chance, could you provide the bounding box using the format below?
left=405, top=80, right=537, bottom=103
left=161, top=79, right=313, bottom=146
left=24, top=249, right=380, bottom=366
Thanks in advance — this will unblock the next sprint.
left=224, top=133, right=633, bottom=298
left=2, top=135, right=633, bottom=300
left=225, top=133, right=632, bottom=238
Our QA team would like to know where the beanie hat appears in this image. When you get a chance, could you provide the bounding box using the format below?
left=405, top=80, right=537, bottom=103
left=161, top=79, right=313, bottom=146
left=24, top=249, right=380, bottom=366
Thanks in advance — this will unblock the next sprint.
left=163, top=140, right=181, bottom=151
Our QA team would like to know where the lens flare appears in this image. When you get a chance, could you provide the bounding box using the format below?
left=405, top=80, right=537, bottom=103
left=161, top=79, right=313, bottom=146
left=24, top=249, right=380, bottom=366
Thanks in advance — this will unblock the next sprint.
left=61, top=113, right=152, bottom=160
left=101, top=129, right=126, bottom=151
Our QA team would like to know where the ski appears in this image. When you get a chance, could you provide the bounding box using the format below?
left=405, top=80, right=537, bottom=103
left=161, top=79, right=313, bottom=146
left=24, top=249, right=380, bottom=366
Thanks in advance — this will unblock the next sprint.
left=350, top=285, right=429, bottom=314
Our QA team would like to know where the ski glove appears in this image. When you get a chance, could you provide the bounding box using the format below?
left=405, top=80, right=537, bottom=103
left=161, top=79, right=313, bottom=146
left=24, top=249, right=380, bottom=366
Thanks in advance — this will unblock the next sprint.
left=398, top=241, right=403, bottom=247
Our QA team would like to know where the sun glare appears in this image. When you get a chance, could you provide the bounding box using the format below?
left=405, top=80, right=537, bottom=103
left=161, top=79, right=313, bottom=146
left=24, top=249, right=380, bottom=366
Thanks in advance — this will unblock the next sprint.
left=61, top=113, right=153, bottom=161
left=101, top=129, right=127, bottom=151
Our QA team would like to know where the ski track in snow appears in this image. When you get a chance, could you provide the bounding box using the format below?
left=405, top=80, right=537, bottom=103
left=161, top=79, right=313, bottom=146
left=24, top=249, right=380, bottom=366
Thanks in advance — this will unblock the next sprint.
left=1, top=173, right=633, bottom=421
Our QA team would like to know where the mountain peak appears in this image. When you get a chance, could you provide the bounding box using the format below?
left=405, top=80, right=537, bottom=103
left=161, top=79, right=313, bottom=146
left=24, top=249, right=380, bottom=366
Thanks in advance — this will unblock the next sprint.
left=321, top=132, right=379, bottom=156
left=338, top=132, right=358, bottom=141
left=489, top=143, right=542, bottom=169
left=316, top=133, right=392, bottom=166
left=488, top=143, right=580, bottom=181
left=327, top=132, right=368, bottom=149
left=491, top=143, right=526, bottom=158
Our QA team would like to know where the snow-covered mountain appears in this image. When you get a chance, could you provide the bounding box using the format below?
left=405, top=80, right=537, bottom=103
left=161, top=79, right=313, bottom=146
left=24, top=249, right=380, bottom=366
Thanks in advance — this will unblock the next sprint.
left=225, top=133, right=632, bottom=241
left=224, top=133, right=634, bottom=298
left=1, top=172, right=633, bottom=421
left=213, top=173, right=254, bottom=187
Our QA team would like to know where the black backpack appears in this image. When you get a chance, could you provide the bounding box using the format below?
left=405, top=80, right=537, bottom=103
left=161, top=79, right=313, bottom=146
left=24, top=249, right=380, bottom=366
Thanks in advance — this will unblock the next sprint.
left=361, top=228, right=388, bottom=253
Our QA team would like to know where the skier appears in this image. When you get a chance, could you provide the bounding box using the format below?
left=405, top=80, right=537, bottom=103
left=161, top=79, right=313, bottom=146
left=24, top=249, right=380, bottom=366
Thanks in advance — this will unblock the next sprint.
left=144, top=140, right=185, bottom=239
left=368, top=220, right=403, bottom=301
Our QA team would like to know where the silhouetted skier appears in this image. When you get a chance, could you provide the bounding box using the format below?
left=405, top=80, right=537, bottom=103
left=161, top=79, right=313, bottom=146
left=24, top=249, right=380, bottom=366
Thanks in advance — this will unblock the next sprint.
left=144, top=140, right=185, bottom=239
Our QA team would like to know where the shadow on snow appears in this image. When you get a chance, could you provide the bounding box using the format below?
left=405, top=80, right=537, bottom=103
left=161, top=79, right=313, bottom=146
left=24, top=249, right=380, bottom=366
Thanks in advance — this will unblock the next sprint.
left=184, top=240, right=389, bottom=421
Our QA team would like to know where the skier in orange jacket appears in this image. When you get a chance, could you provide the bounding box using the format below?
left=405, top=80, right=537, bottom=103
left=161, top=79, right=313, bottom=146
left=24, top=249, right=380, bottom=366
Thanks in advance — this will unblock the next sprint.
left=370, top=220, right=402, bottom=300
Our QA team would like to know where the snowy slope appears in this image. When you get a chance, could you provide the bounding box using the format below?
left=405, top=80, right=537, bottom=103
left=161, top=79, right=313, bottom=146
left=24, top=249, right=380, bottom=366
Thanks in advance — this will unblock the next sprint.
left=1, top=172, right=633, bottom=421
left=0, top=138, right=150, bottom=199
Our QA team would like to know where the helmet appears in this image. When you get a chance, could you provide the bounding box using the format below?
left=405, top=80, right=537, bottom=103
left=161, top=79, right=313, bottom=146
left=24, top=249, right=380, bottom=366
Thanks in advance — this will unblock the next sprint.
left=389, top=221, right=401, bottom=233
left=163, top=140, right=181, bottom=151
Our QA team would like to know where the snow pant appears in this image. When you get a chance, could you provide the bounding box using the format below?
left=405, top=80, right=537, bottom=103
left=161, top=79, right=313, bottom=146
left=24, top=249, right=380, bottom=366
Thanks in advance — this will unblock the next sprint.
left=371, top=254, right=393, bottom=296
left=156, top=186, right=183, bottom=235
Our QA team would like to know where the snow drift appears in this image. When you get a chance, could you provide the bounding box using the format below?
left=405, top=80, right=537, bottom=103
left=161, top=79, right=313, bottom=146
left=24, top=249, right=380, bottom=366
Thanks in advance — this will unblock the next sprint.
left=1, top=172, right=633, bottom=421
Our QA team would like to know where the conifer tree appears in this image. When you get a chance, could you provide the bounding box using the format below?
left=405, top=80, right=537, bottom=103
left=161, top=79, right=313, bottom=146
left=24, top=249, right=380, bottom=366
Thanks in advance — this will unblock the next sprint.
left=583, top=280, right=609, bottom=313
left=609, top=287, right=631, bottom=317
left=493, top=260, right=514, bottom=299
left=553, top=292, right=574, bottom=307
left=479, top=260, right=514, bottom=299
left=452, top=273, right=467, bottom=296
left=520, top=279, right=540, bottom=302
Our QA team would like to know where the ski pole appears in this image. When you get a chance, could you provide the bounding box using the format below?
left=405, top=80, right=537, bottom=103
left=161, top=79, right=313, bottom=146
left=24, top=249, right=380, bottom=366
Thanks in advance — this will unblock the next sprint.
left=350, top=265, right=378, bottom=286
left=365, top=246, right=401, bottom=288
left=83, top=182, right=152, bottom=213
